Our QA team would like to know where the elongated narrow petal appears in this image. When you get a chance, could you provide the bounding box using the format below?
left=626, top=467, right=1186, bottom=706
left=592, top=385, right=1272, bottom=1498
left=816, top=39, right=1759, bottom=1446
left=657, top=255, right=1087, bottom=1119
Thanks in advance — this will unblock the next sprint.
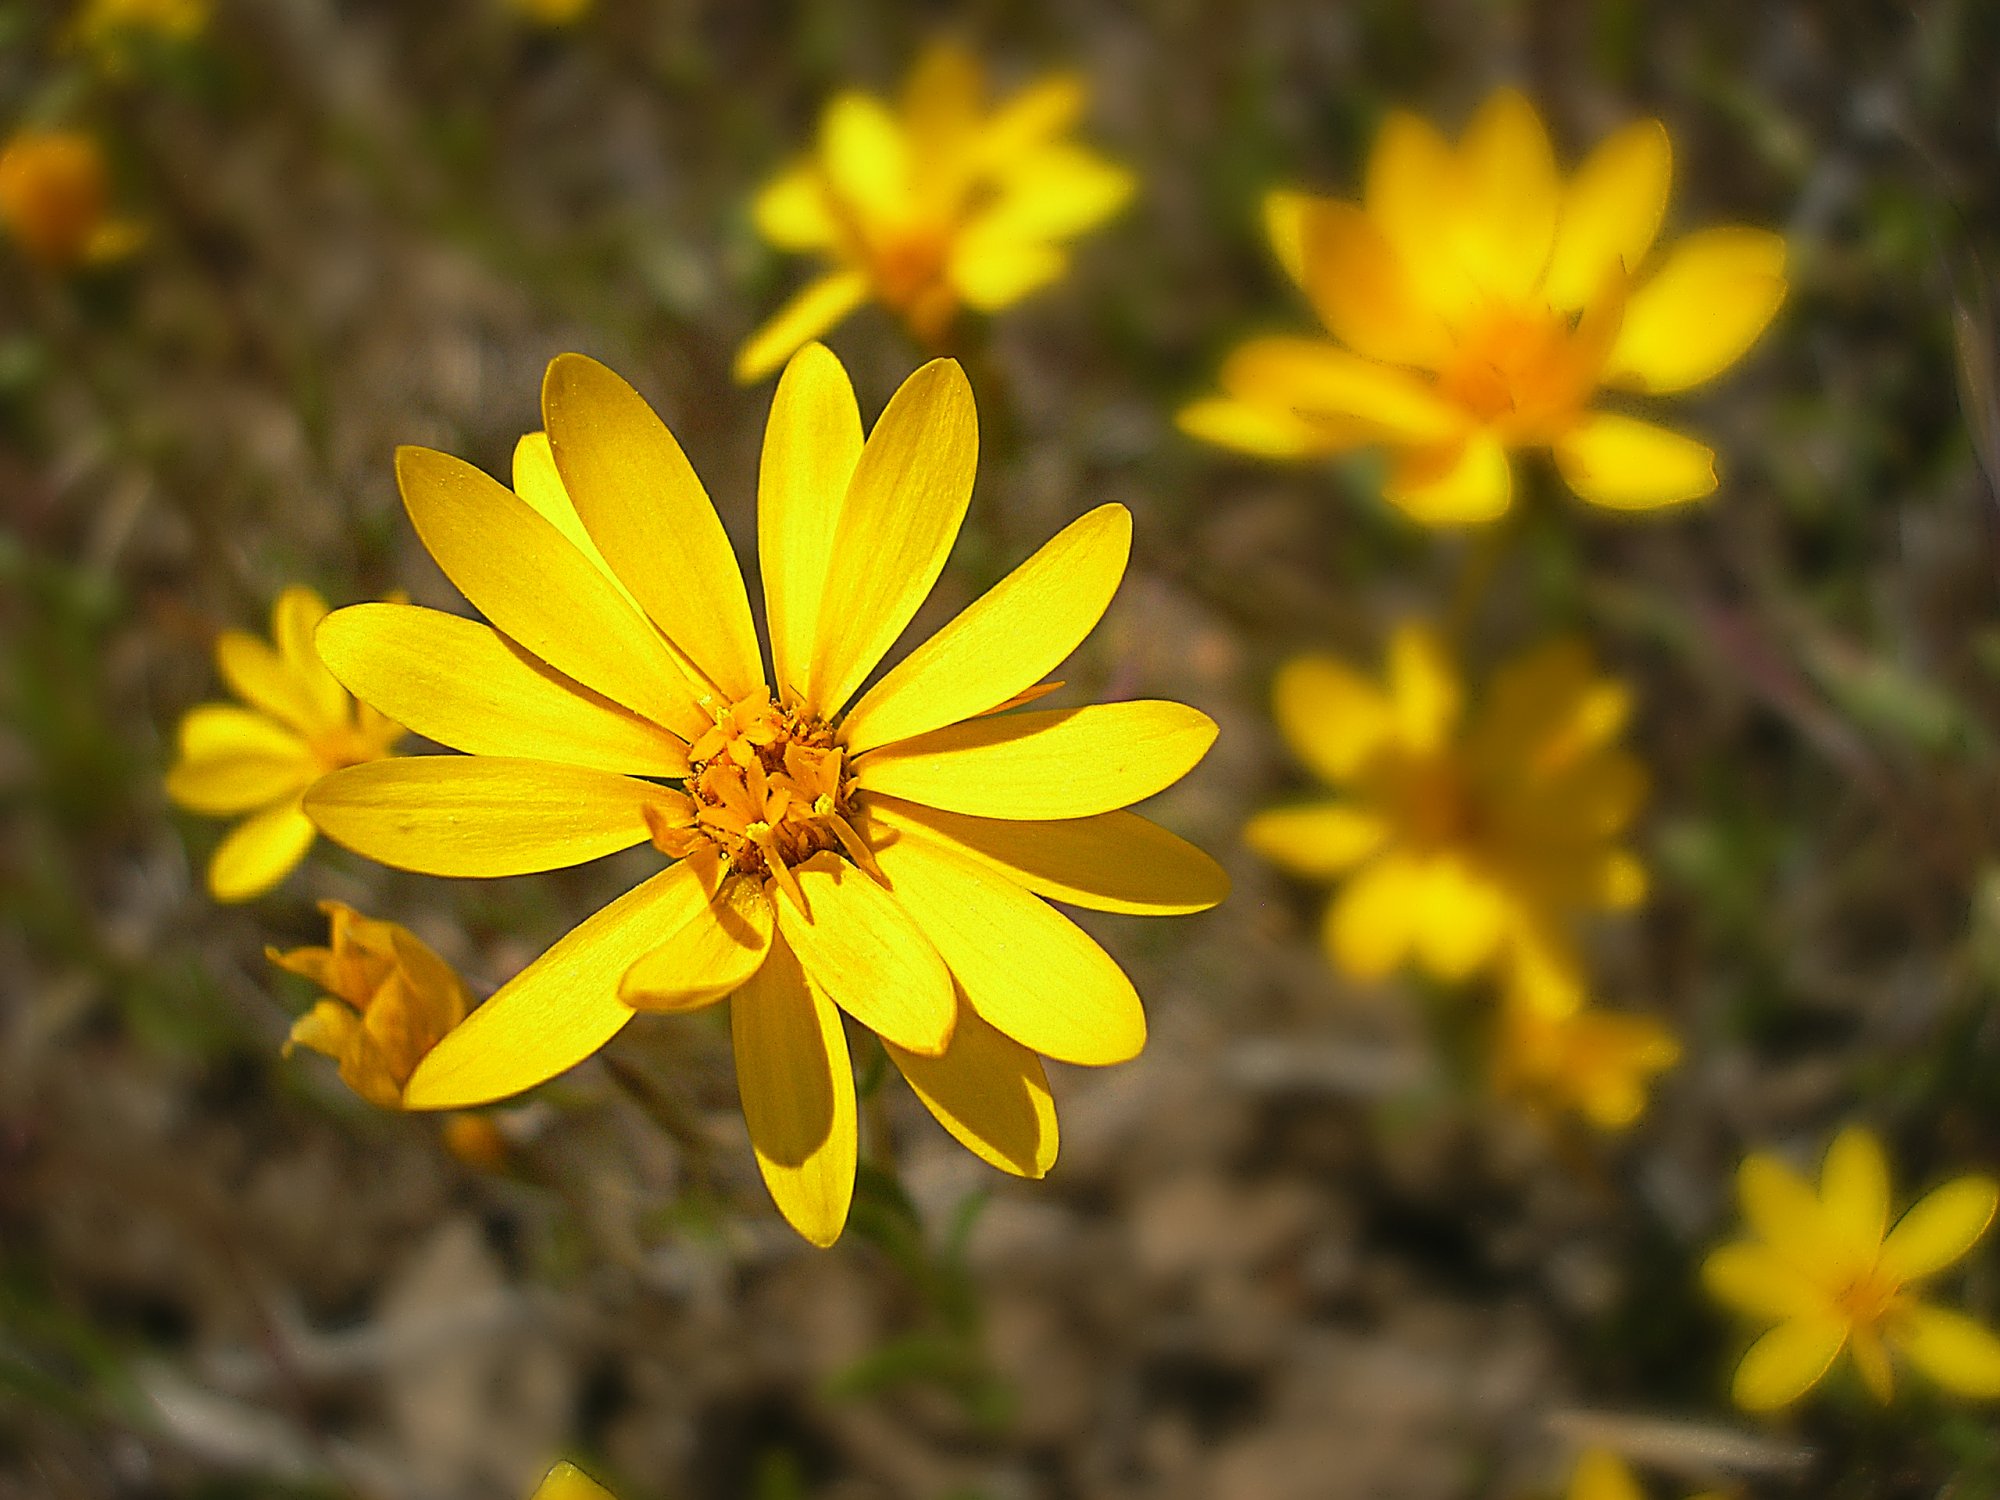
left=1878, top=1177, right=2000, bottom=1285
left=776, top=851, right=956, bottom=1056
left=819, top=92, right=909, bottom=224
left=948, top=231, right=1067, bottom=311
left=976, top=74, right=1087, bottom=165
left=1451, top=88, right=1559, bottom=304
left=621, top=874, right=775, bottom=1011
left=1363, top=110, right=1471, bottom=317
left=974, top=144, right=1133, bottom=244
left=1272, top=655, right=1392, bottom=784
left=752, top=165, right=837, bottom=250
left=1387, top=624, right=1461, bottom=753
left=807, top=359, right=979, bottom=717
left=395, top=446, right=704, bottom=738
left=1567, top=1451, right=1644, bottom=1500
left=305, top=757, right=686, bottom=877
left=1244, top=803, right=1386, bottom=876
left=1544, top=119, right=1672, bottom=309
left=511, top=433, right=646, bottom=615
left=760, top=343, right=863, bottom=704
left=1605, top=227, right=1788, bottom=393
left=1733, top=1316, right=1847, bottom=1410
left=1739, top=1154, right=1834, bottom=1265
left=843, top=504, right=1131, bottom=753
left=873, top=826, right=1145, bottom=1066
left=317, top=604, right=688, bottom=777
left=1701, top=1243, right=1827, bottom=1322
left=216, top=629, right=332, bottom=739
left=734, top=271, right=870, bottom=385
left=1892, top=1304, right=2000, bottom=1397
left=1384, top=432, right=1514, bottom=526
left=887, top=1002, right=1058, bottom=1178
left=1298, top=199, right=1451, bottom=368
left=167, top=706, right=316, bottom=814
left=1554, top=414, right=1716, bottom=511
left=1819, top=1126, right=1892, bottom=1262
left=865, top=795, right=1226, bottom=915
left=208, top=801, right=317, bottom=902
left=855, top=701, right=1216, bottom=820
left=1262, top=189, right=1312, bottom=290
left=1218, top=337, right=1462, bottom=442
left=542, top=354, right=765, bottom=701
left=1322, top=851, right=1424, bottom=979
left=406, top=854, right=724, bottom=1109
left=270, top=587, right=350, bottom=730
left=1176, top=395, right=1336, bottom=458
left=732, top=933, right=858, bottom=1247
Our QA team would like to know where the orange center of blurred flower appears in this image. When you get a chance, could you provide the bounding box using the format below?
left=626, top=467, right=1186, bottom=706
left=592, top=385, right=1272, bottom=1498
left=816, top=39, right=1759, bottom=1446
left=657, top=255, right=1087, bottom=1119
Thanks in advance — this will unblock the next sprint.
left=865, top=223, right=959, bottom=345
left=1436, top=302, right=1592, bottom=435
left=1392, top=756, right=1480, bottom=850
left=1834, top=1267, right=1901, bottom=1329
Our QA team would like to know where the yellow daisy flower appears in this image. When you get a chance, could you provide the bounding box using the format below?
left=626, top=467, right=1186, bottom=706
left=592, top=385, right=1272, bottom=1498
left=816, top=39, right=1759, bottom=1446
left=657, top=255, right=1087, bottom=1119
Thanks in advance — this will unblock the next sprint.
left=735, top=42, right=1134, bottom=382
left=1180, top=88, right=1788, bottom=525
left=530, top=1463, right=614, bottom=1500
left=0, top=128, right=144, bottom=271
left=1246, top=627, right=1645, bottom=988
left=165, top=586, right=404, bottom=903
left=303, top=344, right=1224, bottom=1245
left=274, top=901, right=472, bottom=1109
left=1704, top=1125, right=2000, bottom=1410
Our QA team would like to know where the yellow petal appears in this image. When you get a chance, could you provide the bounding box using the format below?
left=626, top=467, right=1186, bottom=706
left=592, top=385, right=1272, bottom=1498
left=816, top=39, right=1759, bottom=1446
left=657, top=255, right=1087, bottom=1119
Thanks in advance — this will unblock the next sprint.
left=1262, top=188, right=1312, bottom=290
left=541, top=354, right=765, bottom=701
left=405, top=853, right=725, bottom=1109
left=208, top=801, right=317, bottom=903
left=1384, top=432, right=1515, bottom=526
left=854, top=701, right=1217, bottom=820
left=216, top=626, right=334, bottom=739
left=1739, top=1152, right=1835, bottom=1267
left=734, top=271, right=870, bottom=385
left=819, top=91, right=909, bottom=225
left=873, top=826, right=1145, bottom=1065
left=510, top=432, right=646, bottom=614
left=1731, top=1316, right=1847, bottom=1411
left=1554, top=414, right=1716, bottom=511
left=1890, top=1303, right=2000, bottom=1397
left=1819, top=1125, right=1892, bottom=1263
left=976, top=144, right=1132, bottom=244
left=305, top=756, right=686, bottom=877
left=1701, top=1242, right=1825, bottom=1322
left=1362, top=110, right=1469, bottom=316
left=776, top=851, right=956, bottom=1056
left=1322, top=852, right=1423, bottom=980
left=1217, top=337, right=1461, bottom=443
left=1296, top=199, right=1451, bottom=367
left=752, top=164, right=836, bottom=250
left=1566, top=1449, right=1643, bottom=1500
left=1605, top=227, right=1787, bottom=393
left=1878, top=1176, right=1999, bottom=1285
left=621, top=874, right=774, bottom=1011
left=316, top=604, right=688, bottom=777
left=807, top=358, right=979, bottom=717
left=286, top=998, right=361, bottom=1064
left=1175, top=395, right=1337, bottom=458
left=759, top=342, right=863, bottom=705
left=1387, top=622, right=1461, bottom=753
left=1451, top=88, right=1559, bottom=303
left=948, top=230, right=1067, bottom=311
left=731, top=931, right=857, bottom=1247
left=975, top=73, right=1086, bottom=165
left=1408, top=856, right=1509, bottom=981
left=1851, top=1326, right=1897, bottom=1403
left=1545, top=119, right=1672, bottom=309
left=842, top=503, right=1131, bottom=754
left=167, top=705, right=316, bottom=814
left=531, top=1461, right=618, bottom=1500
left=887, top=1001, right=1058, bottom=1178
left=1271, top=654, right=1393, bottom=784
left=1244, top=803, right=1386, bottom=877
left=271, top=586, right=350, bottom=730
left=863, top=795, right=1225, bottom=915
left=394, top=445, right=704, bottom=738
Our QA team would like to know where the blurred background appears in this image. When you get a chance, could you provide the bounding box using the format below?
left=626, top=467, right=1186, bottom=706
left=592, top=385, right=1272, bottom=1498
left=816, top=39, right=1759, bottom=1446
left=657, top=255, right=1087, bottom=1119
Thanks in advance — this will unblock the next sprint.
left=6, top=2, right=2000, bottom=1497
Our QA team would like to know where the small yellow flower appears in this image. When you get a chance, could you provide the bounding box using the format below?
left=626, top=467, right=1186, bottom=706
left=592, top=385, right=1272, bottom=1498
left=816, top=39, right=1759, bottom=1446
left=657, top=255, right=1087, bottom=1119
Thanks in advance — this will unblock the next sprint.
left=1562, top=1448, right=1722, bottom=1500
left=72, top=0, right=210, bottom=55
left=274, top=901, right=472, bottom=1109
left=166, top=587, right=404, bottom=902
left=1704, top=1125, right=2000, bottom=1410
left=303, top=343, right=1224, bottom=1245
left=530, top=1463, right=615, bottom=1500
left=1246, top=627, right=1645, bottom=988
left=1491, top=991, right=1680, bottom=1132
left=736, top=42, right=1134, bottom=382
left=0, top=128, right=144, bottom=271
left=1180, top=88, right=1788, bottom=524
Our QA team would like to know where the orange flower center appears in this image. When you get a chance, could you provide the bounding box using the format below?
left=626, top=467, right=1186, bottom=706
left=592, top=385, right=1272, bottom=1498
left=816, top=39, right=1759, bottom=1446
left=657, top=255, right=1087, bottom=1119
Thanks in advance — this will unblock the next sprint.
left=1435, top=302, right=1593, bottom=436
left=1832, top=1266, right=1902, bottom=1329
left=865, top=223, right=959, bottom=345
left=310, top=721, right=389, bottom=775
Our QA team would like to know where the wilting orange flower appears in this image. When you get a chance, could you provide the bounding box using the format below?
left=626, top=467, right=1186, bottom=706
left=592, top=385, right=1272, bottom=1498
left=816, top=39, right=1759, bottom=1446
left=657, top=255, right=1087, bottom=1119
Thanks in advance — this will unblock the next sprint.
left=1180, top=89, right=1788, bottom=524
left=1704, top=1125, right=2000, bottom=1409
left=0, top=128, right=143, bottom=271
left=736, top=42, right=1133, bottom=382
left=304, top=344, right=1224, bottom=1244
left=1246, top=627, right=1645, bottom=990
left=275, top=901, right=472, bottom=1109
left=165, top=587, right=404, bottom=902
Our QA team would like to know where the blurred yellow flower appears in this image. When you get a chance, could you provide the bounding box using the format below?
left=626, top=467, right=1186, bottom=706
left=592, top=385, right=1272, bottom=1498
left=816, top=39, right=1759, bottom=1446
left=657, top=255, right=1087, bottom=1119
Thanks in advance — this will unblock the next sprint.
left=1246, top=627, right=1645, bottom=988
left=1491, top=990, right=1680, bottom=1132
left=505, top=0, right=591, bottom=24
left=166, top=587, right=404, bottom=902
left=72, top=0, right=209, bottom=56
left=1180, top=88, right=1788, bottom=525
left=1704, top=1125, right=2000, bottom=1410
left=304, top=343, right=1224, bottom=1245
left=274, top=901, right=471, bottom=1109
left=736, top=43, right=1134, bottom=382
left=1563, top=1448, right=1721, bottom=1500
left=0, top=128, right=144, bottom=271
left=530, top=1463, right=615, bottom=1500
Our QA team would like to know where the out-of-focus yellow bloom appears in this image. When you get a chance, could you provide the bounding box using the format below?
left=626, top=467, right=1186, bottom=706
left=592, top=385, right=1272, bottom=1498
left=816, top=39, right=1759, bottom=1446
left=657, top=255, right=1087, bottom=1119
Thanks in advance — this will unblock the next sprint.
left=736, top=43, right=1134, bottom=382
left=72, top=0, right=209, bottom=60
left=530, top=1462, right=615, bottom=1500
left=505, top=0, right=592, bottom=24
left=1704, top=1125, right=2000, bottom=1410
left=274, top=901, right=471, bottom=1109
left=166, top=587, right=404, bottom=903
left=1563, top=1448, right=1722, bottom=1500
left=1180, top=89, right=1788, bottom=525
left=1246, top=627, right=1645, bottom=989
left=0, top=128, right=144, bottom=271
left=1491, top=988, right=1680, bottom=1132
left=441, top=1112, right=510, bottom=1171
left=302, top=343, right=1224, bottom=1245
